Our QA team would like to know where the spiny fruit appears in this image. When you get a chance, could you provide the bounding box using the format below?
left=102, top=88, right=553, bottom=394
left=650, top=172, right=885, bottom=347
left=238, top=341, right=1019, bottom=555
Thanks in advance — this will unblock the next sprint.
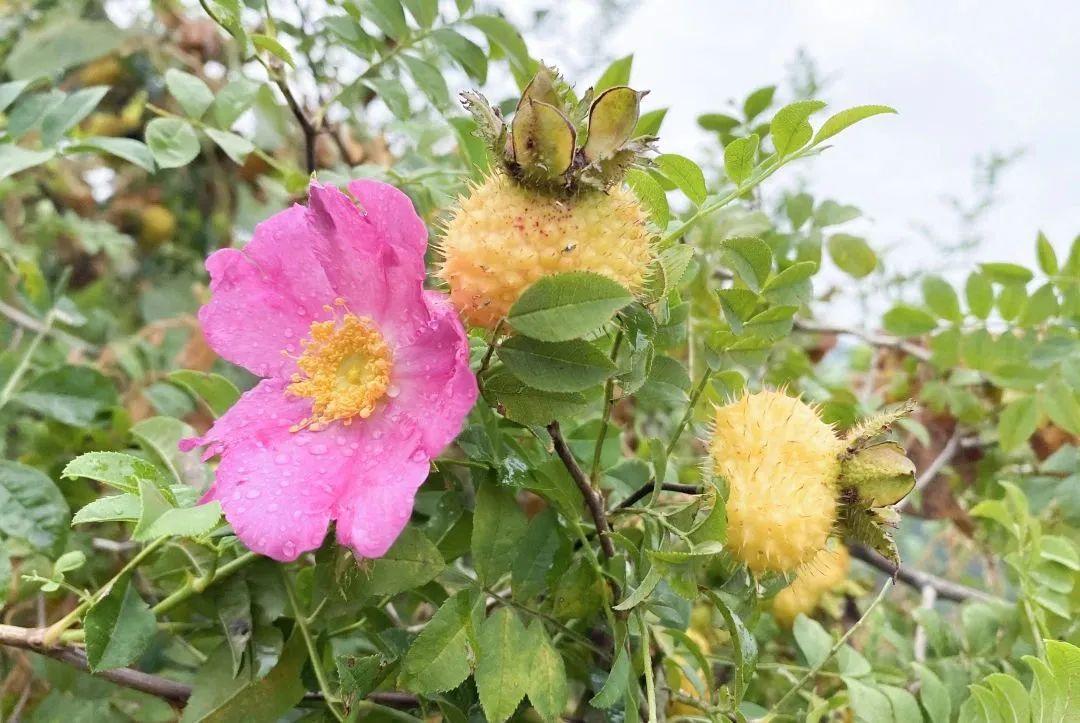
left=439, top=65, right=655, bottom=329
left=772, top=544, right=851, bottom=627
left=710, top=389, right=843, bottom=574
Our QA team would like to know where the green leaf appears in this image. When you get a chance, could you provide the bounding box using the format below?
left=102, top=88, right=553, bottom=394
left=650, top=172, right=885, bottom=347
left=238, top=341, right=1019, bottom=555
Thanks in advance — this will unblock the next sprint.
left=211, top=78, right=260, bottom=127
left=1018, top=283, right=1058, bottom=326
left=524, top=621, right=568, bottom=722
left=481, top=369, right=589, bottom=426
left=1039, top=535, right=1080, bottom=571
left=181, top=631, right=306, bottom=723
left=882, top=305, right=937, bottom=337
left=813, top=104, right=896, bottom=144
left=337, top=653, right=396, bottom=704
left=359, top=0, right=409, bottom=39
left=998, top=395, right=1039, bottom=452
left=762, top=261, right=816, bottom=306
left=145, top=117, right=201, bottom=169
left=471, top=482, right=527, bottom=586
left=476, top=608, right=530, bottom=722
left=625, top=168, right=669, bottom=228
left=167, top=370, right=240, bottom=417
left=707, top=590, right=758, bottom=702
left=204, top=128, right=255, bottom=164
left=828, top=233, right=877, bottom=278
left=508, top=271, right=633, bottom=341
left=590, top=646, right=630, bottom=709
left=511, top=509, right=561, bottom=601
left=164, top=69, right=214, bottom=118
left=14, top=365, right=117, bottom=426
left=881, top=684, right=924, bottom=723
left=132, top=478, right=175, bottom=541
left=401, top=591, right=479, bottom=694
left=360, top=526, right=445, bottom=594
left=922, top=275, right=963, bottom=321
left=402, top=0, right=439, bottom=28
left=914, top=663, right=951, bottom=723
left=634, top=107, right=667, bottom=136
left=743, top=85, right=776, bottom=121
left=41, top=86, right=109, bottom=146
left=845, top=678, right=895, bottom=723
left=654, top=153, right=707, bottom=206
left=362, top=77, right=411, bottom=119
left=698, top=113, right=741, bottom=134
left=793, top=614, right=833, bottom=668
left=613, top=563, right=663, bottom=611
left=0, top=145, right=56, bottom=181
left=0, top=80, right=30, bottom=112
left=67, top=136, right=155, bottom=173
left=1040, top=378, right=1080, bottom=435
left=966, top=272, right=995, bottom=318
left=131, top=416, right=213, bottom=488
left=466, top=16, right=530, bottom=73
left=497, top=336, right=613, bottom=393
left=771, top=99, right=826, bottom=156
left=140, top=502, right=222, bottom=540
left=5, top=17, right=124, bottom=80
left=981, top=262, right=1034, bottom=285
left=1036, top=231, right=1059, bottom=275
left=430, top=28, right=487, bottom=82
left=0, top=461, right=69, bottom=554
left=399, top=53, right=451, bottom=109
left=63, top=451, right=169, bottom=495
left=594, top=54, right=633, bottom=93
left=251, top=34, right=295, bottom=67
left=984, top=673, right=1030, bottom=723
left=723, top=133, right=759, bottom=186
left=72, top=494, right=140, bottom=525
left=84, top=575, right=157, bottom=671
left=720, top=236, right=773, bottom=292
left=214, top=574, right=252, bottom=676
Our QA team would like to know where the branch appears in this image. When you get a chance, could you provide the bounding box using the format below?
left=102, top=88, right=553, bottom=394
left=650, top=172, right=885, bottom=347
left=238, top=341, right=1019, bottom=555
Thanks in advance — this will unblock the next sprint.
left=0, top=624, right=419, bottom=710
left=276, top=77, right=318, bottom=175
left=911, top=428, right=962, bottom=496
left=847, top=543, right=1005, bottom=605
left=0, top=300, right=99, bottom=355
left=794, top=318, right=932, bottom=362
left=614, top=481, right=702, bottom=511
left=547, top=421, right=616, bottom=560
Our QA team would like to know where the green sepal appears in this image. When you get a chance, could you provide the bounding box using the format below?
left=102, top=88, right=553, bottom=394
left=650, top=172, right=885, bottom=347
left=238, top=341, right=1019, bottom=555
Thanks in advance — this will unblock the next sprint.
left=511, top=98, right=576, bottom=180
left=839, top=440, right=917, bottom=507
left=583, top=86, right=646, bottom=162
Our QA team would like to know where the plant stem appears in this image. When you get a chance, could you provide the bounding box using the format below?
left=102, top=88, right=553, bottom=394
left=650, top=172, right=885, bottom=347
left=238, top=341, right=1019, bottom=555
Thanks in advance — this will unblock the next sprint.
left=548, top=421, right=616, bottom=560
left=766, top=579, right=894, bottom=715
left=42, top=537, right=169, bottom=646
left=665, top=368, right=714, bottom=457
left=153, top=551, right=260, bottom=616
left=281, top=568, right=345, bottom=722
left=590, top=329, right=624, bottom=484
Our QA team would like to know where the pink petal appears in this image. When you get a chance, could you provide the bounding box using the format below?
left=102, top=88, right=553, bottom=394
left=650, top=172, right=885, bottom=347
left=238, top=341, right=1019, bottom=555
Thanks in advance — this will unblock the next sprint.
left=390, top=291, right=478, bottom=455
left=198, top=206, right=334, bottom=378
left=305, top=183, right=428, bottom=341
left=186, top=380, right=341, bottom=562
left=332, top=414, right=431, bottom=558
left=346, top=179, right=428, bottom=265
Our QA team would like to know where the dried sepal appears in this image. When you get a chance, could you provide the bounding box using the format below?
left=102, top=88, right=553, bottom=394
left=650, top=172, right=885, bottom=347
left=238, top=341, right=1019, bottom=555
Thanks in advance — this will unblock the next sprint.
left=511, top=98, right=576, bottom=179
left=579, top=136, right=657, bottom=191
left=460, top=90, right=505, bottom=149
left=843, top=399, right=917, bottom=453
left=583, top=86, right=647, bottom=162
left=839, top=440, right=917, bottom=507
left=838, top=498, right=900, bottom=566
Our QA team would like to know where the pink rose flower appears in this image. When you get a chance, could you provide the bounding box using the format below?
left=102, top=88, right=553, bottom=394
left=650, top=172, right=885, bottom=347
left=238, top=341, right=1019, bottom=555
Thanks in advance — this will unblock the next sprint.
left=180, top=180, right=477, bottom=562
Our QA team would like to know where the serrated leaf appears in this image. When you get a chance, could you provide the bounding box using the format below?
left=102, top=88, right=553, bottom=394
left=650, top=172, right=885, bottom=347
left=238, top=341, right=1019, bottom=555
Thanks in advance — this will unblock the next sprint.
left=145, top=117, right=200, bottom=169
left=251, top=34, right=294, bottom=67
left=625, top=168, right=669, bottom=228
left=67, top=136, right=155, bottom=173
left=771, top=100, right=826, bottom=156
left=914, top=663, right=951, bottom=723
left=999, top=395, right=1039, bottom=452
left=360, top=526, right=445, bottom=594
left=167, top=370, right=240, bottom=417
left=720, top=236, right=772, bottom=292
left=743, top=85, right=776, bottom=121
left=471, top=482, right=527, bottom=585
left=140, top=502, right=222, bottom=540
left=204, top=128, right=255, bottom=165
left=0, top=461, right=69, bottom=554
left=430, top=28, right=487, bottom=82
left=590, top=646, right=630, bottom=709
left=63, top=451, right=169, bottom=495
left=654, top=153, right=707, bottom=206
left=482, top=368, right=589, bottom=425
left=84, top=575, right=156, bottom=671
left=882, top=304, right=937, bottom=337
left=523, top=621, right=568, bottom=722
left=508, top=272, right=633, bottom=341
left=72, top=494, right=140, bottom=525
left=476, top=608, right=530, bottom=722
left=402, top=592, right=479, bottom=694
left=511, top=509, right=561, bottom=601
left=497, top=337, right=614, bottom=393
left=40, top=86, right=108, bottom=146
left=813, top=104, right=896, bottom=144
left=399, top=53, right=451, bottom=109
left=15, top=365, right=117, bottom=426
left=828, top=233, right=877, bottom=278
left=613, top=563, right=663, bottom=611
left=164, top=68, right=214, bottom=118
left=723, top=133, right=759, bottom=186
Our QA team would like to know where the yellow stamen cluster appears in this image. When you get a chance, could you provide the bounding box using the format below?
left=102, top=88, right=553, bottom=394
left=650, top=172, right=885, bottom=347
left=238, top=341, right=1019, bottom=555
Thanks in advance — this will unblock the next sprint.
left=772, top=545, right=851, bottom=627
left=438, top=174, right=653, bottom=329
left=710, top=389, right=843, bottom=574
left=287, top=309, right=392, bottom=431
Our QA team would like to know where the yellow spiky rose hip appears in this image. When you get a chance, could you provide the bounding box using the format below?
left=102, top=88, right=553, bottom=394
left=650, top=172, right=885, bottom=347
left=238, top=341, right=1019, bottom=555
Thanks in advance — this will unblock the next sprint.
left=710, top=390, right=843, bottom=574
left=440, top=175, right=652, bottom=328
left=772, top=545, right=851, bottom=627
left=440, top=65, right=657, bottom=329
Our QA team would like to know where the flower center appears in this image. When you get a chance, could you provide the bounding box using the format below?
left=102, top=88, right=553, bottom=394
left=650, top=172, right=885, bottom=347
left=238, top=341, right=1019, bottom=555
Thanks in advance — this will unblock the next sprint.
left=287, top=308, right=392, bottom=431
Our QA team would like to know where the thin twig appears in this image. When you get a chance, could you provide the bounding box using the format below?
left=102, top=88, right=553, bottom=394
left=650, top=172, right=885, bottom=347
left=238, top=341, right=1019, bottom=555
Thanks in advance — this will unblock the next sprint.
left=275, top=76, right=318, bottom=174
left=547, top=421, right=616, bottom=560
left=848, top=543, right=1004, bottom=604
left=0, top=300, right=98, bottom=355
left=794, top=318, right=932, bottom=362
left=911, top=428, right=962, bottom=495
left=614, top=483, right=701, bottom=511
left=913, top=585, right=937, bottom=663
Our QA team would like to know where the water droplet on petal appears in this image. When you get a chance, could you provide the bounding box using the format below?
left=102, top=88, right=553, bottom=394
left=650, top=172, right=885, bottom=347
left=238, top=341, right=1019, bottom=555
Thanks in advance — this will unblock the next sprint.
left=246, top=489, right=260, bottom=499
left=311, top=443, right=328, bottom=455
left=386, top=384, right=400, bottom=398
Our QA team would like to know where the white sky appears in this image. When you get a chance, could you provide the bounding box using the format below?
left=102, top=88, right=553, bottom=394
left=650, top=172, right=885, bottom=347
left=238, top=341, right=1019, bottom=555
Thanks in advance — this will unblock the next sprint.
left=523, top=0, right=1080, bottom=274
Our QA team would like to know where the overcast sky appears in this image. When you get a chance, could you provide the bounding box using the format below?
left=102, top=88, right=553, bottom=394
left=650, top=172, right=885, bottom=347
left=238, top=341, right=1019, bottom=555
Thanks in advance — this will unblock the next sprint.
left=521, top=0, right=1079, bottom=275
